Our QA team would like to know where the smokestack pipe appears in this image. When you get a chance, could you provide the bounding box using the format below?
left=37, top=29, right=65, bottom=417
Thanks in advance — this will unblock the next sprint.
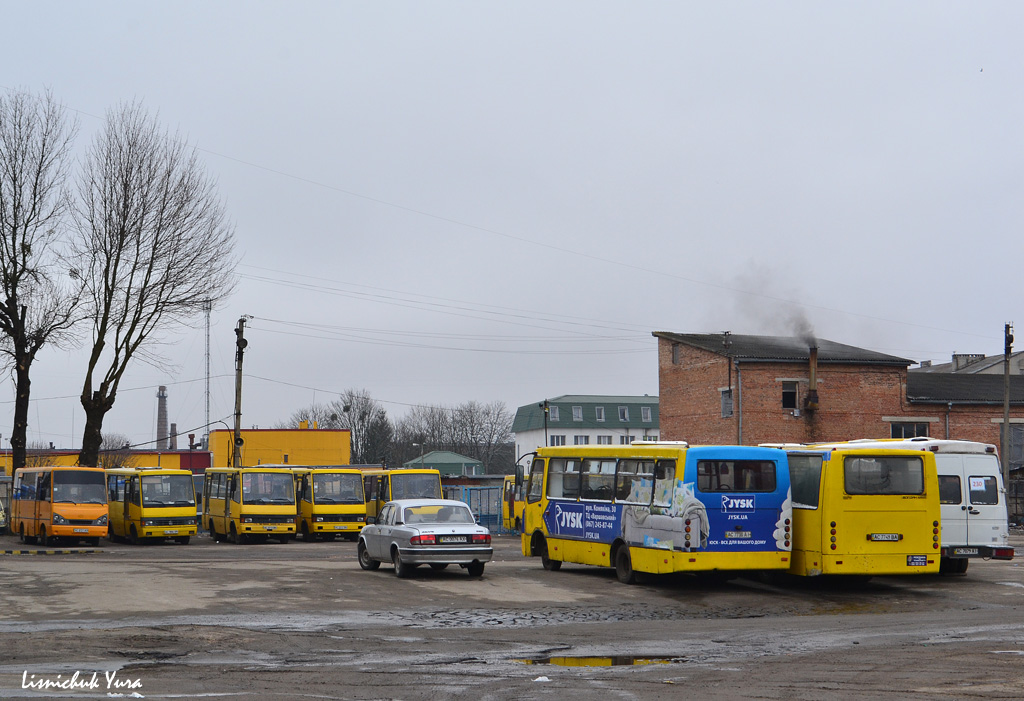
left=806, top=346, right=819, bottom=412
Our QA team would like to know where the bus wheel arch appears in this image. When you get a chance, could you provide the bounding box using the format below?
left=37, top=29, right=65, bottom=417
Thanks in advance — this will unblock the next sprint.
left=532, top=532, right=561, bottom=571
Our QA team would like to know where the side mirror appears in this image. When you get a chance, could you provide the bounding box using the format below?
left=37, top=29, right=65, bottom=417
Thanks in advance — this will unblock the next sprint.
left=366, top=516, right=375, bottom=525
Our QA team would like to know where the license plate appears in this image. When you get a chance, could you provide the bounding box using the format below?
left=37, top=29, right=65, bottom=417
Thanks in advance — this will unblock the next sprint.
left=953, top=547, right=978, bottom=555
left=907, top=555, right=928, bottom=566
left=870, top=533, right=901, bottom=541
left=440, top=535, right=467, bottom=543
left=724, top=531, right=752, bottom=539
left=73, top=528, right=88, bottom=533
left=334, top=525, right=348, bottom=530
left=164, top=530, right=179, bottom=535
left=265, top=526, right=275, bottom=531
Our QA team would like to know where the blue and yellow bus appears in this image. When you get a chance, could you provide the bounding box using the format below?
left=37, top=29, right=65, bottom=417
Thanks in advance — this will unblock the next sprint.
left=521, top=443, right=792, bottom=583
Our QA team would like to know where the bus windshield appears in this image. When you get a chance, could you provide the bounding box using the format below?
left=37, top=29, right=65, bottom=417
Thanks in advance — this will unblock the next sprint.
left=844, top=455, right=924, bottom=495
left=141, top=474, right=196, bottom=507
left=313, top=473, right=364, bottom=505
left=241, top=472, right=295, bottom=504
left=53, top=470, right=107, bottom=504
left=391, top=473, right=442, bottom=500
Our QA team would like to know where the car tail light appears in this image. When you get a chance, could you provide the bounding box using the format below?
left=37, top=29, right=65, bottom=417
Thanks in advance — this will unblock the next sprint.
left=994, top=548, right=1014, bottom=559
left=410, top=534, right=436, bottom=545
left=472, top=534, right=490, bottom=545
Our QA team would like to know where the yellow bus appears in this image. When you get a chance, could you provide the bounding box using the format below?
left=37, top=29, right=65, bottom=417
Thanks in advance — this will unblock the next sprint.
left=202, top=466, right=296, bottom=543
left=11, top=466, right=108, bottom=546
left=521, top=443, right=793, bottom=584
left=105, top=467, right=198, bottom=545
left=780, top=443, right=941, bottom=576
left=293, top=467, right=367, bottom=541
left=361, top=468, right=443, bottom=523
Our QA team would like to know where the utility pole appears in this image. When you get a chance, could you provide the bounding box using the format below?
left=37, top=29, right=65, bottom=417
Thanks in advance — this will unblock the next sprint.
left=233, top=316, right=249, bottom=468
left=204, top=299, right=212, bottom=449
left=1002, top=322, right=1013, bottom=487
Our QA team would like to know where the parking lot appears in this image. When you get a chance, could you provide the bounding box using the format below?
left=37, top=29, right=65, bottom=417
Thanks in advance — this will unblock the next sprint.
left=0, top=532, right=1022, bottom=699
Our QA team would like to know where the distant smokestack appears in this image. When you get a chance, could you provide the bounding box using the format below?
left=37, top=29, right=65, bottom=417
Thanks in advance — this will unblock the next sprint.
left=805, top=346, right=819, bottom=412
left=169, top=423, right=177, bottom=450
left=157, top=386, right=168, bottom=450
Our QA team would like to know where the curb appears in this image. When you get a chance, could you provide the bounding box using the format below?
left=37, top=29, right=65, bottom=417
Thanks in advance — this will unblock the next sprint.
left=0, top=549, right=103, bottom=555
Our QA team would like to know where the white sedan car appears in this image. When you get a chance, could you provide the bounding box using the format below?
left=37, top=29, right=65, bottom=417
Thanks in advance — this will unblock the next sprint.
left=357, top=499, right=493, bottom=577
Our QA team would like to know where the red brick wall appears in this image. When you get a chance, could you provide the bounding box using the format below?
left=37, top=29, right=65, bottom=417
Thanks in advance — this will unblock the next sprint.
left=657, top=338, right=1024, bottom=446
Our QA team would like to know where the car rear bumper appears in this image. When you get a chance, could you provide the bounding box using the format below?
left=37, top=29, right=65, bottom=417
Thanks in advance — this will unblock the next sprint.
left=401, top=546, right=493, bottom=565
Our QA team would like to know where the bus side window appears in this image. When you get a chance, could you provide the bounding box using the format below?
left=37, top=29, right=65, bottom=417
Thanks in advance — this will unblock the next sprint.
left=107, top=475, right=117, bottom=502
left=653, top=460, right=675, bottom=509
left=39, top=473, right=51, bottom=502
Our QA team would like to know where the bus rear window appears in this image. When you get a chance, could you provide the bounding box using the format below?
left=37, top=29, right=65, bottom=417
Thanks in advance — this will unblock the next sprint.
left=844, top=456, right=923, bottom=495
left=697, top=460, right=777, bottom=493
left=938, top=475, right=961, bottom=504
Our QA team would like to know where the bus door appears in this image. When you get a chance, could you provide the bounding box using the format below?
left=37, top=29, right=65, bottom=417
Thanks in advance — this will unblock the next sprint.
left=786, top=452, right=826, bottom=575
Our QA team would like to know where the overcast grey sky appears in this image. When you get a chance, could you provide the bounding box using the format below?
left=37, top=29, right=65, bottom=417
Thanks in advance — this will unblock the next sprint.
left=2, top=2, right=1021, bottom=450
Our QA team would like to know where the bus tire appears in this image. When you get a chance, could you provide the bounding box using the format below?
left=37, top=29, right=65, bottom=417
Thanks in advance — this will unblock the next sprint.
left=537, top=536, right=561, bottom=571
left=175, top=536, right=190, bottom=545
left=615, top=547, right=637, bottom=585
left=21, top=524, right=37, bottom=545
left=210, top=523, right=222, bottom=543
left=300, top=522, right=316, bottom=542
left=129, top=526, right=140, bottom=545
left=85, top=537, right=100, bottom=547
left=40, top=526, right=53, bottom=547
left=514, top=517, right=521, bottom=532
left=358, top=541, right=380, bottom=570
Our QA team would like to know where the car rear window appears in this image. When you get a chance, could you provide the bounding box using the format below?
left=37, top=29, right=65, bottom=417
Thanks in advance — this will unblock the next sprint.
left=404, top=505, right=474, bottom=524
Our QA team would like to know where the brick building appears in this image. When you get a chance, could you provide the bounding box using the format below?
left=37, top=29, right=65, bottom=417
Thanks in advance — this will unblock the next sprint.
left=653, top=332, right=1024, bottom=468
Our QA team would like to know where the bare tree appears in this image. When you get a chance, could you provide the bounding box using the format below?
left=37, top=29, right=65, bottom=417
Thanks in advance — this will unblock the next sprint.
left=0, top=89, right=82, bottom=471
left=278, top=389, right=394, bottom=465
left=71, top=101, right=236, bottom=466
left=97, top=432, right=136, bottom=469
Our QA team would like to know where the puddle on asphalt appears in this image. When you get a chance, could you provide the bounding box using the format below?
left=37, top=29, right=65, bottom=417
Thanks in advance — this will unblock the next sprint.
left=516, top=655, right=686, bottom=667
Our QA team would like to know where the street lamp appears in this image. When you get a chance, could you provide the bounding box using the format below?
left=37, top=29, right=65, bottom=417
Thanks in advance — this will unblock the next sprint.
left=412, top=442, right=425, bottom=469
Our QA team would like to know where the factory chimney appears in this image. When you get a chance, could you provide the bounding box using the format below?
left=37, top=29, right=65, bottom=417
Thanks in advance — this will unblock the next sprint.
left=157, top=386, right=168, bottom=450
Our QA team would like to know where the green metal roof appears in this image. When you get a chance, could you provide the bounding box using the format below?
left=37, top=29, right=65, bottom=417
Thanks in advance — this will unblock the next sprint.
left=512, top=395, right=659, bottom=432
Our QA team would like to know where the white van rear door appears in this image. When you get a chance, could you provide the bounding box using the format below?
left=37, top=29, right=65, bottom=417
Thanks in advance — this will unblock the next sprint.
left=963, top=454, right=1009, bottom=549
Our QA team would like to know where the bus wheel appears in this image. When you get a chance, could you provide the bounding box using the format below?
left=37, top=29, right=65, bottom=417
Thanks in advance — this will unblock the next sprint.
left=84, top=537, right=100, bottom=547
left=514, top=517, right=521, bottom=532
left=615, top=547, right=636, bottom=585
left=229, top=524, right=240, bottom=544
left=20, top=524, right=36, bottom=545
left=39, top=526, right=53, bottom=547
left=175, top=536, right=190, bottom=545
left=538, top=536, right=561, bottom=571
left=129, top=526, right=140, bottom=545
left=300, top=522, right=316, bottom=542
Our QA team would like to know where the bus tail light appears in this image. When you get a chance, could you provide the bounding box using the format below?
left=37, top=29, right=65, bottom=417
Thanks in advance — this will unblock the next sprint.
left=994, top=548, right=1014, bottom=558
left=411, top=534, right=436, bottom=545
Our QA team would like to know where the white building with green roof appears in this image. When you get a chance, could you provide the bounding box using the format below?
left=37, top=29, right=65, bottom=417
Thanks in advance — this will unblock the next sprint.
left=511, top=394, right=659, bottom=461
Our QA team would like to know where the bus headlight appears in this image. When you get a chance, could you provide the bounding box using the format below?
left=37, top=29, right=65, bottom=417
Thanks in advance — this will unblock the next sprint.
left=53, top=513, right=69, bottom=525
left=94, top=515, right=108, bottom=526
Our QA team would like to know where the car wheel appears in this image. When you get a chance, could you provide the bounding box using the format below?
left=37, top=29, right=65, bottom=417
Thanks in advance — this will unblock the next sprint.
left=467, top=561, right=485, bottom=577
left=393, top=548, right=413, bottom=578
left=539, top=537, right=561, bottom=571
left=358, top=541, right=380, bottom=570
left=615, top=547, right=636, bottom=585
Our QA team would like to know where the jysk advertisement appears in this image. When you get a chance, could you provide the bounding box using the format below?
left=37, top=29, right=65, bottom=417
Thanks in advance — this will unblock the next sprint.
left=544, top=501, right=622, bottom=542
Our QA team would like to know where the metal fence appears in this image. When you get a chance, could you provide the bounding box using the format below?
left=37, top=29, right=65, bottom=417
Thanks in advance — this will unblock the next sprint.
left=443, top=485, right=510, bottom=534
left=1008, top=479, right=1023, bottom=526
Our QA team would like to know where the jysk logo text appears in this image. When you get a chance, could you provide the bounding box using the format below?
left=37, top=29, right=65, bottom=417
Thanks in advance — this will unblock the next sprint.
left=721, top=496, right=755, bottom=513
